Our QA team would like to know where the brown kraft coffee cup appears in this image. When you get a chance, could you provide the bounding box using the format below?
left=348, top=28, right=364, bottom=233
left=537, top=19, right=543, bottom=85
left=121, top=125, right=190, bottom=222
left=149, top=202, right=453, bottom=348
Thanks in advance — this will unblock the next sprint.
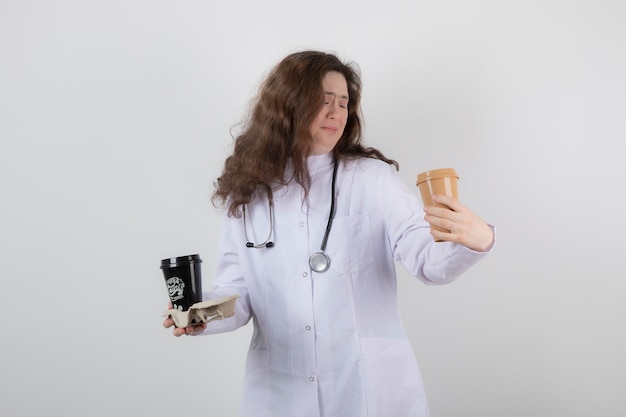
left=416, top=168, right=459, bottom=241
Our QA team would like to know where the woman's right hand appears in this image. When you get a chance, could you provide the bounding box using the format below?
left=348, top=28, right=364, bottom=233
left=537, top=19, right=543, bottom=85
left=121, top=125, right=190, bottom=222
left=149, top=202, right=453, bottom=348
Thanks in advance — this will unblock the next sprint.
left=163, top=303, right=208, bottom=337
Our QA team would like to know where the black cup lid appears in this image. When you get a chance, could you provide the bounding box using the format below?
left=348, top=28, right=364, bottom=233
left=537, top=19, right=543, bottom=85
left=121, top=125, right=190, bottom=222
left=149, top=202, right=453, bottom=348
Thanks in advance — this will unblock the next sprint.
left=160, top=254, right=202, bottom=269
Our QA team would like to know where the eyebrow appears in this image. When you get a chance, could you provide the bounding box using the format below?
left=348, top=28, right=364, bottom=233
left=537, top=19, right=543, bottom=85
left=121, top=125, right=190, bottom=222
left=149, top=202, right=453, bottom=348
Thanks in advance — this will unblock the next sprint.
left=324, top=92, right=349, bottom=101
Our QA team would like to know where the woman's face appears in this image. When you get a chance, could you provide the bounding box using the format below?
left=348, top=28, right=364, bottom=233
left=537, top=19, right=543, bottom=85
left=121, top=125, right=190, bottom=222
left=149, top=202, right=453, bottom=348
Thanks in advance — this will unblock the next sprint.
left=309, top=71, right=349, bottom=155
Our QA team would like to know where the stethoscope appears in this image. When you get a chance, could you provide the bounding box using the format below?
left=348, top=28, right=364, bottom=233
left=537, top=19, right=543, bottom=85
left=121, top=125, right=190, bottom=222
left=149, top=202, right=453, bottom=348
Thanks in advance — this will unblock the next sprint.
left=243, top=158, right=338, bottom=273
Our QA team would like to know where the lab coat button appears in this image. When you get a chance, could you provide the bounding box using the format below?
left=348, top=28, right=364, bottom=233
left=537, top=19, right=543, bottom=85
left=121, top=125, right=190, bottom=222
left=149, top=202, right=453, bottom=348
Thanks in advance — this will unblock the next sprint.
left=302, top=272, right=308, bottom=277
left=309, top=376, right=315, bottom=382
left=299, top=221, right=305, bottom=227
left=305, top=325, right=311, bottom=331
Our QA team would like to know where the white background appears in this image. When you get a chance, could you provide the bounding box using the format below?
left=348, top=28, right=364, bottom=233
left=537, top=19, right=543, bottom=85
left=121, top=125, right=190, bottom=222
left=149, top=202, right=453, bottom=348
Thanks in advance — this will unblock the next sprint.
left=1, top=1, right=625, bottom=416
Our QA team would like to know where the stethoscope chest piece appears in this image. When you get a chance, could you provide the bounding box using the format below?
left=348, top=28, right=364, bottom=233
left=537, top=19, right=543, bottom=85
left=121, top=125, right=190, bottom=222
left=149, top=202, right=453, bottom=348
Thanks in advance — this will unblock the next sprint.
left=309, top=251, right=331, bottom=273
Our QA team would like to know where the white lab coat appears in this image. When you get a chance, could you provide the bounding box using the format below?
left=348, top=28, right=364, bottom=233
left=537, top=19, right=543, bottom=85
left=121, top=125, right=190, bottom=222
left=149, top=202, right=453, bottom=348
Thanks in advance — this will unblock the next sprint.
left=202, top=153, right=493, bottom=417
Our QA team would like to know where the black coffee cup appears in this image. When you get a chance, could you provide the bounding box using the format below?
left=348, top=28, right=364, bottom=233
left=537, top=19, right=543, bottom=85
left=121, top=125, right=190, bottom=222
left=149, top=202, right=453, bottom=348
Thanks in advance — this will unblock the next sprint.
left=160, top=254, right=203, bottom=311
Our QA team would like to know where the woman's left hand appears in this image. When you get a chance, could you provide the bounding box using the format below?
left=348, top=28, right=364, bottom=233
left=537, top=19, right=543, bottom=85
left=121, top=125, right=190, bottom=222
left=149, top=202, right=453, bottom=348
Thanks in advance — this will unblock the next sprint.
left=423, top=194, right=494, bottom=252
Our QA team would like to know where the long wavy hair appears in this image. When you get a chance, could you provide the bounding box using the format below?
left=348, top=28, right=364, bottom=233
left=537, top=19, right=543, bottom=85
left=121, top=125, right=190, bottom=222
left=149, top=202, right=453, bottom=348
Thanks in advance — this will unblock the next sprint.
left=212, top=50, right=398, bottom=217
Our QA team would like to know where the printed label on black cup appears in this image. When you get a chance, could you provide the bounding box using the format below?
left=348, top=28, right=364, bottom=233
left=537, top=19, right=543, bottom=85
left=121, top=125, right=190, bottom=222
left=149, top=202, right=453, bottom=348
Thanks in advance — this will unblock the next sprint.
left=166, top=276, right=185, bottom=310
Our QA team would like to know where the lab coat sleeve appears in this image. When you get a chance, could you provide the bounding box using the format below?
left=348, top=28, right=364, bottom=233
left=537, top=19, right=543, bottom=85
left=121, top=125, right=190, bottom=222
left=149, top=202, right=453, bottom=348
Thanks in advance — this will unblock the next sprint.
left=376, top=163, right=495, bottom=285
left=197, top=210, right=253, bottom=335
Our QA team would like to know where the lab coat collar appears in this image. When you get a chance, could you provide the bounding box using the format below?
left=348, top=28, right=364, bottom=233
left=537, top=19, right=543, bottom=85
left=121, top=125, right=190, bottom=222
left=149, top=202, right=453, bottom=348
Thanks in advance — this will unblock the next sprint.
left=306, top=152, right=334, bottom=175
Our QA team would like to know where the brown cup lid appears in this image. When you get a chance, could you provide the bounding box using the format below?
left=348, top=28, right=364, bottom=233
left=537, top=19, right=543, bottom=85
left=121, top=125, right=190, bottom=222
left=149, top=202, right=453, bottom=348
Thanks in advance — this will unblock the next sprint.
left=416, top=168, right=459, bottom=185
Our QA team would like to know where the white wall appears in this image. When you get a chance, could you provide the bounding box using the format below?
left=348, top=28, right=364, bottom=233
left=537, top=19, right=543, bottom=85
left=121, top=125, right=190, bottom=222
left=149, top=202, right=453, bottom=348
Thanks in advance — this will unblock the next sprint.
left=1, top=1, right=624, bottom=416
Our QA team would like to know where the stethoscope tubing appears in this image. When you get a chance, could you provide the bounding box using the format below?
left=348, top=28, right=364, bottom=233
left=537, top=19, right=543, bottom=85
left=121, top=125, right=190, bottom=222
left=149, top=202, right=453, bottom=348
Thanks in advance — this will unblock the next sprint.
left=319, top=157, right=338, bottom=253
left=244, top=158, right=339, bottom=273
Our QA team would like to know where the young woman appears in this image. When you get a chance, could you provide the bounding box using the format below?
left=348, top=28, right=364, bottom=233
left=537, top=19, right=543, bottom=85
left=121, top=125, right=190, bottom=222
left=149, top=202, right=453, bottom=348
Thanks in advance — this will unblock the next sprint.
left=164, top=50, right=495, bottom=417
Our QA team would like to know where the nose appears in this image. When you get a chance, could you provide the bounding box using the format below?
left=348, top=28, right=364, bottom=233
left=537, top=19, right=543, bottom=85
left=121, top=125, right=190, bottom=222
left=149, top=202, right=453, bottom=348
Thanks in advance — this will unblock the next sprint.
left=327, top=100, right=340, bottom=118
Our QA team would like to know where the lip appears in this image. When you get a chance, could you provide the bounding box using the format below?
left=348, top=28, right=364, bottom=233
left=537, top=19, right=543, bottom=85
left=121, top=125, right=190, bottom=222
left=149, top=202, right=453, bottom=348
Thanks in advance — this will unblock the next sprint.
left=322, top=126, right=338, bottom=134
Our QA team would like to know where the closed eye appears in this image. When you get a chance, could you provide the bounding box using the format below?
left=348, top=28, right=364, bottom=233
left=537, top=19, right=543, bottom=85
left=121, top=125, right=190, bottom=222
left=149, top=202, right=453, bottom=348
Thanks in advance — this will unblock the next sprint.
left=325, top=101, right=347, bottom=109
left=324, top=92, right=349, bottom=109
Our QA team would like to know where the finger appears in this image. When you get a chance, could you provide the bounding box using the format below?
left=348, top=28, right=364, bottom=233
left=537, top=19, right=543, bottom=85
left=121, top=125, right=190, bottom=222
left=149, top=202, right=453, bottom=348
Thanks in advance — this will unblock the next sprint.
left=423, top=205, right=450, bottom=219
left=430, top=229, right=461, bottom=244
left=424, top=214, right=456, bottom=235
left=423, top=201, right=462, bottom=220
left=173, top=327, right=186, bottom=337
left=429, top=227, right=448, bottom=242
left=432, top=194, right=465, bottom=212
left=186, top=325, right=202, bottom=336
left=163, top=317, right=175, bottom=328
left=188, top=323, right=208, bottom=336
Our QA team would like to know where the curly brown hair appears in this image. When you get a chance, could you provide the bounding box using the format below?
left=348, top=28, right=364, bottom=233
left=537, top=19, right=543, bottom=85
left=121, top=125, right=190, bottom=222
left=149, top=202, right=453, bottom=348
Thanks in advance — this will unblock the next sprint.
left=212, top=50, right=398, bottom=217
